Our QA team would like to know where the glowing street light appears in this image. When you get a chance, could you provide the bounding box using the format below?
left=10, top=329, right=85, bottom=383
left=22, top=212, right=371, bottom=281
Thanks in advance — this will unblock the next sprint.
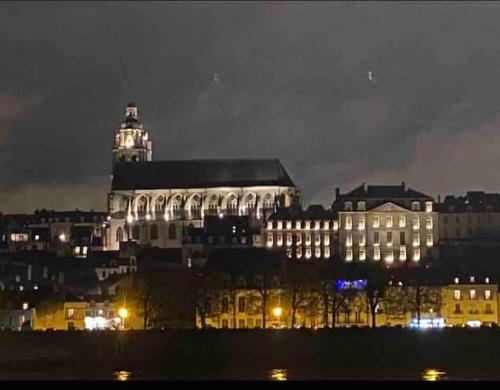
left=59, top=233, right=66, bottom=242
left=119, top=307, right=128, bottom=330
left=273, top=307, right=282, bottom=317
left=119, top=307, right=128, bottom=318
left=126, top=215, right=134, bottom=224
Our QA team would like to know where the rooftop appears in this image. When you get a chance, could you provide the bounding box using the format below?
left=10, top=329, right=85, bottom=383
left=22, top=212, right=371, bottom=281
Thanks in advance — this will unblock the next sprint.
left=111, top=159, right=295, bottom=191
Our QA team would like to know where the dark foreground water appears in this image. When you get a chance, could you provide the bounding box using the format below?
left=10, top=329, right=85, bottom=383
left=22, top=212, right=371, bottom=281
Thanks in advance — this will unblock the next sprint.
left=2, top=329, right=500, bottom=380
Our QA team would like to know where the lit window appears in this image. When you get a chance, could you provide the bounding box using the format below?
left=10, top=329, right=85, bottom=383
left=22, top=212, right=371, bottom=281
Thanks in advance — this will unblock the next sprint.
left=323, top=220, right=329, bottom=230
left=286, top=233, right=293, bottom=246
left=346, top=233, right=352, bottom=247
left=277, top=221, right=283, bottom=230
left=315, top=247, right=321, bottom=258
left=357, top=201, right=366, bottom=211
left=470, top=276, right=475, bottom=283
left=296, top=247, right=302, bottom=259
left=266, top=233, right=273, bottom=248
left=486, top=277, right=490, bottom=284
left=305, top=247, right=312, bottom=259
left=10, top=233, right=29, bottom=242
left=359, top=234, right=366, bottom=247
left=413, top=233, right=420, bottom=247
left=399, top=246, right=406, bottom=261
left=373, top=216, right=380, bottom=228
left=374, top=247, right=381, bottom=260
left=359, top=247, right=366, bottom=261
left=68, top=308, right=75, bottom=318
left=324, top=247, right=330, bottom=259
left=454, top=290, right=461, bottom=300
left=22, top=303, right=28, bottom=310
left=386, top=232, right=393, bottom=247
left=454, top=277, right=459, bottom=284
left=425, top=201, right=433, bottom=212
left=426, top=217, right=433, bottom=230
left=296, top=233, right=302, bottom=245
left=286, top=221, right=292, bottom=230
left=314, top=221, right=321, bottom=231
left=276, top=233, right=283, bottom=247
left=19, top=285, right=24, bottom=291
left=295, top=221, right=302, bottom=229
left=413, top=247, right=421, bottom=261
left=314, top=234, right=321, bottom=246
left=386, top=216, right=393, bottom=228
left=345, top=202, right=353, bottom=211
left=470, top=290, right=476, bottom=300
left=399, top=216, right=406, bottom=228
left=412, top=202, right=420, bottom=211
left=413, top=218, right=420, bottom=230
left=385, top=248, right=394, bottom=263
left=333, top=221, right=339, bottom=231
left=267, top=221, right=273, bottom=229
left=323, top=234, right=330, bottom=246
left=373, top=232, right=380, bottom=246
left=345, top=216, right=352, bottom=230
left=485, top=290, right=491, bottom=300
left=305, top=233, right=311, bottom=246
left=358, top=217, right=365, bottom=230
left=345, top=248, right=353, bottom=261
left=400, top=232, right=406, bottom=245
left=426, top=233, right=433, bottom=247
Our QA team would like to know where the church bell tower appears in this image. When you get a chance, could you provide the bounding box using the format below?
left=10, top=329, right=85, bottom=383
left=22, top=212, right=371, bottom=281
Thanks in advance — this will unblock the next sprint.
left=112, top=103, right=153, bottom=168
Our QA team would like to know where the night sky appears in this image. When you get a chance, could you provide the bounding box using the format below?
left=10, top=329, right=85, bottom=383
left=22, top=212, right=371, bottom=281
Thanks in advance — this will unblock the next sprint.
left=2, top=1, right=500, bottom=213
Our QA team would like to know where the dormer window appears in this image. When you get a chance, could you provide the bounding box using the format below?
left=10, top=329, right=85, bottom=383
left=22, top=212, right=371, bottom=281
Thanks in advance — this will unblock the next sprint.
left=345, top=202, right=353, bottom=211
left=357, top=201, right=366, bottom=211
left=425, top=202, right=433, bottom=212
left=412, top=202, right=420, bottom=211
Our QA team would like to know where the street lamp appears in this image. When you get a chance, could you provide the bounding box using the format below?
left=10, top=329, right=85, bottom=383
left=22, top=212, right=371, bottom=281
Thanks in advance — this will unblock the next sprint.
left=273, top=307, right=282, bottom=328
left=119, top=307, right=128, bottom=330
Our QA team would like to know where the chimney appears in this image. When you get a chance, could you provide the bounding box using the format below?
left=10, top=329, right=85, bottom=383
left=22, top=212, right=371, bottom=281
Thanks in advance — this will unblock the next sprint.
left=438, top=194, right=441, bottom=203
left=335, top=187, right=340, bottom=199
left=363, top=182, right=366, bottom=192
left=27, top=264, right=32, bottom=281
left=401, top=182, right=406, bottom=192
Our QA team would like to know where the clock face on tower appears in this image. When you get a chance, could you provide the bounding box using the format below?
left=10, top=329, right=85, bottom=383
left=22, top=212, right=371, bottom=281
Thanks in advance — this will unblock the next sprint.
left=125, top=135, right=134, bottom=149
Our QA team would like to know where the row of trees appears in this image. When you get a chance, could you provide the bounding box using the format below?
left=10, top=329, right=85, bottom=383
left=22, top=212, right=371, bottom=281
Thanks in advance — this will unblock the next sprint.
left=118, top=261, right=443, bottom=329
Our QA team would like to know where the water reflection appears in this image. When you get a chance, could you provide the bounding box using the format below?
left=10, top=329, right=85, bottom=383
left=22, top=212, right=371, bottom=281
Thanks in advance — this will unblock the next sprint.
left=268, top=369, right=288, bottom=381
left=422, top=369, right=446, bottom=381
left=114, top=370, right=132, bottom=381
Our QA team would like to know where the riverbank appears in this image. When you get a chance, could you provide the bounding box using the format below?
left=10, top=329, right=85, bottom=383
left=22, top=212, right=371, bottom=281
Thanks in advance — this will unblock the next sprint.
left=1, top=328, right=500, bottom=380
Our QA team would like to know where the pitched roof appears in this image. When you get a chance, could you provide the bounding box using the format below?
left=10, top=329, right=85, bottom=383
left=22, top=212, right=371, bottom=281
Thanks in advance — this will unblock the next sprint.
left=269, top=204, right=334, bottom=221
left=342, top=183, right=432, bottom=199
left=111, top=159, right=295, bottom=191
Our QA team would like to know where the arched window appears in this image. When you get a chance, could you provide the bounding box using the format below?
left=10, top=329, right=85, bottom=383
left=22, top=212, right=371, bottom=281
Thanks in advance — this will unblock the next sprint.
left=168, top=224, right=177, bottom=240
left=263, top=194, right=274, bottom=209
left=132, top=225, right=140, bottom=240
left=226, top=194, right=238, bottom=214
left=137, top=196, right=147, bottom=215
left=116, top=227, right=124, bottom=242
left=243, top=193, right=256, bottom=212
left=150, top=224, right=158, bottom=240
left=208, top=195, right=218, bottom=214
left=155, top=196, right=166, bottom=213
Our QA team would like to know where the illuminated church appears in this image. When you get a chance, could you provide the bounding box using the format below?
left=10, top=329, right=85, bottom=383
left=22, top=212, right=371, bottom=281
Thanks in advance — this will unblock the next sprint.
left=106, top=104, right=299, bottom=250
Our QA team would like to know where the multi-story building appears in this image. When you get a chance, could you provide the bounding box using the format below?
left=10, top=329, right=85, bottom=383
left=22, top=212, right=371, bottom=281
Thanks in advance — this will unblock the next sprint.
left=107, top=104, right=299, bottom=251
left=442, top=276, right=498, bottom=327
left=0, top=210, right=108, bottom=257
left=332, top=183, right=439, bottom=265
left=262, top=205, right=337, bottom=260
left=438, top=191, right=500, bottom=242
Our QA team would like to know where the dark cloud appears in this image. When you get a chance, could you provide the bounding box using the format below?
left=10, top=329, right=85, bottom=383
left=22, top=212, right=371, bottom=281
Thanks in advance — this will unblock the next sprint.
left=1, top=2, right=500, bottom=212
